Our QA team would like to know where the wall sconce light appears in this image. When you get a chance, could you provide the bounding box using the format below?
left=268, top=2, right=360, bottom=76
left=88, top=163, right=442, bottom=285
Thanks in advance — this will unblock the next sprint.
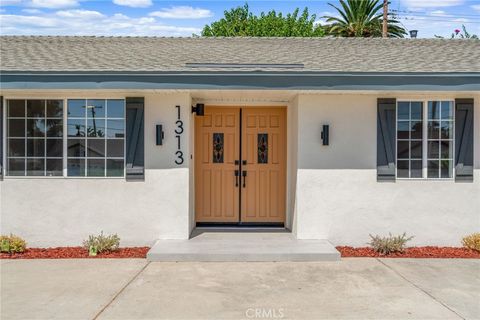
left=156, top=124, right=165, bottom=145
left=192, top=103, right=205, bottom=116
left=321, top=125, right=329, bottom=146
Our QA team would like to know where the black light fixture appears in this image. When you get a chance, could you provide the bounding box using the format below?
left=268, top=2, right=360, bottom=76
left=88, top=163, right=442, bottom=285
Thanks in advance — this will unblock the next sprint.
left=192, top=103, right=205, bottom=116
left=409, top=30, right=418, bottom=38
left=321, top=125, right=329, bottom=146
left=156, top=124, right=164, bottom=145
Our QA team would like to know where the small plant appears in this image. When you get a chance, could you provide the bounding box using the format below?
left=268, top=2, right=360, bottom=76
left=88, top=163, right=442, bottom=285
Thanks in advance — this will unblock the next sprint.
left=369, top=232, right=413, bottom=255
left=0, top=234, right=27, bottom=254
left=83, top=231, right=120, bottom=256
left=462, top=233, right=480, bottom=252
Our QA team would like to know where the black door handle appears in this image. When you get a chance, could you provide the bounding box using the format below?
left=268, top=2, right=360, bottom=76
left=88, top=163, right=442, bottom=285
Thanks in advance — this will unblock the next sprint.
left=235, top=170, right=239, bottom=187
left=242, top=171, right=247, bottom=188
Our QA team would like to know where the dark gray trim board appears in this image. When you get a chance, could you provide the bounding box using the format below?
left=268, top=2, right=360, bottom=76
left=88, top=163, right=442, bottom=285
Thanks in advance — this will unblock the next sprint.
left=1, top=72, right=479, bottom=90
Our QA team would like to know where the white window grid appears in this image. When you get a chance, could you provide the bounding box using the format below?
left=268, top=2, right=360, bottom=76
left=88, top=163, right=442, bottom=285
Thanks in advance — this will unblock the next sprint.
left=6, top=99, right=63, bottom=177
left=67, top=99, right=126, bottom=178
left=2, top=97, right=126, bottom=179
left=396, top=99, right=455, bottom=180
left=396, top=101, right=423, bottom=178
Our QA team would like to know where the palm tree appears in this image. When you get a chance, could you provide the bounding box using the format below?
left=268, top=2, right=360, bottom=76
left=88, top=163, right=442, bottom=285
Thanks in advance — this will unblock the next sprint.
left=323, top=0, right=406, bottom=38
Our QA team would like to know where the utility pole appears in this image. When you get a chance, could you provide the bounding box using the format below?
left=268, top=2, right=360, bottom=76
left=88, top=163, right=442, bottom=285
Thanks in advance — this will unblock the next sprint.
left=382, top=0, right=388, bottom=38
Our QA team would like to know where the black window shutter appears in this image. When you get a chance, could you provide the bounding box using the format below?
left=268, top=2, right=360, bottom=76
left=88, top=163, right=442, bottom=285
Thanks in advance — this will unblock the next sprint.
left=455, top=98, right=474, bottom=182
left=377, top=98, right=396, bottom=181
left=126, top=97, right=145, bottom=181
left=0, top=96, right=3, bottom=180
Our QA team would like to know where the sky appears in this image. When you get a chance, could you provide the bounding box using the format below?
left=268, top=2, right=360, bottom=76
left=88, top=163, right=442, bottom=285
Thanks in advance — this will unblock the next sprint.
left=0, top=0, right=479, bottom=38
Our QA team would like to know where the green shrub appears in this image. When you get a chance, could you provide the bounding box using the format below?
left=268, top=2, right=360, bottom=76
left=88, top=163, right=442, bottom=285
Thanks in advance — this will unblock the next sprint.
left=369, top=232, right=413, bottom=255
left=462, top=233, right=480, bottom=252
left=0, top=234, right=27, bottom=253
left=83, top=231, right=120, bottom=256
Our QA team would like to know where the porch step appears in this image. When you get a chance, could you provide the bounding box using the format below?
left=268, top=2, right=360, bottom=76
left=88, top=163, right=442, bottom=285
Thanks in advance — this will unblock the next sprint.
left=147, top=229, right=340, bottom=262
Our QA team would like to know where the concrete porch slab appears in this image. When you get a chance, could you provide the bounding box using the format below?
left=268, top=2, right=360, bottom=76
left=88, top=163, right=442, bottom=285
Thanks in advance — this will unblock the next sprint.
left=147, top=228, right=340, bottom=262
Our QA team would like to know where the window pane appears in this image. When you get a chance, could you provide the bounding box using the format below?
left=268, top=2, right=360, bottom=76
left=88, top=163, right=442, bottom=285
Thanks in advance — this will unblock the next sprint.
left=440, top=121, right=453, bottom=139
left=67, top=159, right=85, bottom=176
left=428, top=141, right=439, bottom=158
left=8, top=100, right=25, bottom=117
left=397, top=160, right=409, bottom=178
left=410, top=121, right=423, bottom=139
left=67, top=119, right=86, bottom=137
left=87, top=118, right=106, bottom=137
left=46, top=119, right=63, bottom=137
left=27, top=119, right=45, bottom=137
left=410, top=102, right=423, bottom=120
left=46, top=159, right=63, bottom=176
left=411, top=160, right=423, bottom=178
left=27, top=139, right=45, bottom=157
left=441, top=141, right=453, bottom=159
left=86, top=99, right=106, bottom=118
left=26, top=159, right=45, bottom=176
left=8, top=139, right=25, bottom=157
left=441, top=101, right=453, bottom=120
left=68, top=99, right=86, bottom=117
left=397, top=121, right=409, bottom=139
left=107, top=120, right=124, bottom=138
left=68, top=139, right=86, bottom=157
left=410, top=141, right=422, bottom=159
left=428, top=160, right=439, bottom=178
left=398, top=102, right=409, bottom=120
left=47, top=100, right=63, bottom=118
left=87, top=159, right=105, bottom=177
left=8, top=119, right=25, bottom=137
left=8, top=158, right=25, bottom=176
left=440, top=160, right=453, bottom=178
left=107, top=159, right=124, bottom=177
left=46, top=139, right=63, bottom=157
left=87, top=139, right=105, bottom=157
left=397, top=141, right=409, bottom=159
left=107, top=139, right=124, bottom=158
left=428, top=121, right=439, bottom=139
left=107, top=100, right=125, bottom=118
left=428, top=101, right=440, bottom=120
left=27, top=100, right=45, bottom=118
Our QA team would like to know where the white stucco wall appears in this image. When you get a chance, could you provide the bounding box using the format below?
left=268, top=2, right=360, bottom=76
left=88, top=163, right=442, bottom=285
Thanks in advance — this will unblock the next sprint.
left=295, top=93, right=480, bottom=246
left=0, top=91, right=192, bottom=247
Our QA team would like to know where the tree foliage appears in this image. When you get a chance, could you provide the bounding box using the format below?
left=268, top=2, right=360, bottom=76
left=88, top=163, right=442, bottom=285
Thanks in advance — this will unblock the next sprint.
left=201, top=4, right=324, bottom=37
left=323, top=0, right=406, bottom=38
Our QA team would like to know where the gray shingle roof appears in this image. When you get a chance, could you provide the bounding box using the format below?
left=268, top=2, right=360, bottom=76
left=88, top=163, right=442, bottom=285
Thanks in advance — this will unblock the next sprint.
left=1, top=36, right=479, bottom=73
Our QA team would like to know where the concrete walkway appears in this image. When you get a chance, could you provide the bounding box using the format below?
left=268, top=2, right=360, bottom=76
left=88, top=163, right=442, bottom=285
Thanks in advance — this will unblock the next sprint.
left=1, top=258, right=479, bottom=320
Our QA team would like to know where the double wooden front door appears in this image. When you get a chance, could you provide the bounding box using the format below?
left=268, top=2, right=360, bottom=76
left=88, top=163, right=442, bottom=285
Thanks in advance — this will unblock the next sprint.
left=195, top=107, right=286, bottom=224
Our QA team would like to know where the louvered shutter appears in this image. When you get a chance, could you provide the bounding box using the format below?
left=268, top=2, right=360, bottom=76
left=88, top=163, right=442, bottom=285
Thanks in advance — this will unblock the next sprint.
left=377, top=98, right=396, bottom=181
left=126, top=97, right=145, bottom=181
left=455, top=99, right=474, bottom=182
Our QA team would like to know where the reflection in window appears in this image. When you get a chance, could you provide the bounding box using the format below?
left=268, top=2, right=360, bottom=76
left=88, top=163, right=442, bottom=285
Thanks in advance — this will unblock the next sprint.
left=427, top=101, right=454, bottom=178
left=67, top=99, right=125, bottom=177
left=6, top=100, right=64, bottom=176
left=396, top=101, right=423, bottom=178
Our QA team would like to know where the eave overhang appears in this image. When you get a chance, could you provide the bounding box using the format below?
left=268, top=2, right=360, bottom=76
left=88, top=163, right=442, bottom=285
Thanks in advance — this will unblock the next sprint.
left=1, top=71, right=480, bottom=91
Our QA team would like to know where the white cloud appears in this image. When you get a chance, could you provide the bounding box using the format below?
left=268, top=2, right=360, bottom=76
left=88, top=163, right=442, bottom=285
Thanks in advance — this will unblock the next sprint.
left=402, top=0, right=464, bottom=9
left=29, top=0, right=78, bottom=8
left=22, top=8, right=42, bottom=13
left=112, top=0, right=152, bottom=8
left=0, top=0, right=22, bottom=5
left=56, top=9, right=104, bottom=19
left=149, top=6, right=213, bottom=19
left=0, top=11, right=200, bottom=36
left=429, top=10, right=447, bottom=16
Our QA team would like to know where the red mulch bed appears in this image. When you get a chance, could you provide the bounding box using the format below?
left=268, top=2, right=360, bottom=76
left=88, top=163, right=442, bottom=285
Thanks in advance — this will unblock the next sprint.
left=337, top=246, right=480, bottom=259
left=0, top=247, right=149, bottom=259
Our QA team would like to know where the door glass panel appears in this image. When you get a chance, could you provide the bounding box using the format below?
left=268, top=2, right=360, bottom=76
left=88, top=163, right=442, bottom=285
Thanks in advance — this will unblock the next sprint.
left=212, top=133, right=224, bottom=163
left=258, top=133, right=268, bottom=164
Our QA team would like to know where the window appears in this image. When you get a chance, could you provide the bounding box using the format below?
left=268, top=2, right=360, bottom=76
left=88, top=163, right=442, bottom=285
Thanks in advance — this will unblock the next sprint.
left=67, top=99, right=125, bottom=177
left=396, top=100, right=454, bottom=179
left=6, top=100, right=63, bottom=176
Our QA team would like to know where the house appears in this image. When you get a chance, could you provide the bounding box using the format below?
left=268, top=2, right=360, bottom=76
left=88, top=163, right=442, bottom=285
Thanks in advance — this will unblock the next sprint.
left=0, top=36, right=479, bottom=249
